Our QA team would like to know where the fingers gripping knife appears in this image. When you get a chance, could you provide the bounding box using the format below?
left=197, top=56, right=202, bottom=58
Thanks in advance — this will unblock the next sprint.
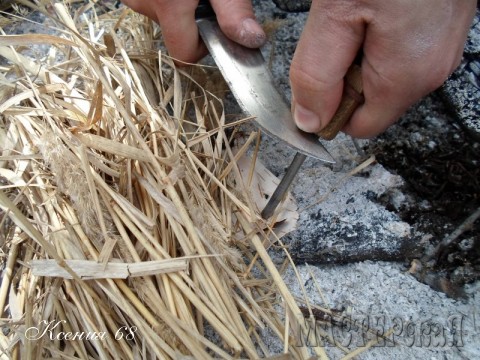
left=195, top=1, right=364, bottom=219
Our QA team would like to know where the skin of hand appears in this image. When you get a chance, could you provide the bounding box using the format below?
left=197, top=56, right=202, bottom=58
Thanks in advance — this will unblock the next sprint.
left=120, top=0, right=266, bottom=63
left=290, top=0, right=477, bottom=138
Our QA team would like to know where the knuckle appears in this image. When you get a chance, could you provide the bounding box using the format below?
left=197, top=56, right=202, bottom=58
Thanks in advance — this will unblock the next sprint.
left=315, top=0, right=370, bottom=24
left=290, top=60, right=334, bottom=93
left=214, top=0, right=254, bottom=19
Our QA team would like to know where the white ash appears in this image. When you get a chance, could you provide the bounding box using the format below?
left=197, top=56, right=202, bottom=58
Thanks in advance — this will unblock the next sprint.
left=277, top=262, right=480, bottom=359
left=251, top=0, right=480, bottom=358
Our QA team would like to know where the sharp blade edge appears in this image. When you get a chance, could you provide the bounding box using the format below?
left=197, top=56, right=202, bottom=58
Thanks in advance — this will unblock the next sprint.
left=197, top=18, right=335, bottom=163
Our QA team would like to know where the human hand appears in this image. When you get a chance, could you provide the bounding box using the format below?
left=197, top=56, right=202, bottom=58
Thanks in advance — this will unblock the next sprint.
left=120, top=0, right=266, bottom=63
left=290, top=0, right=477, bottom=138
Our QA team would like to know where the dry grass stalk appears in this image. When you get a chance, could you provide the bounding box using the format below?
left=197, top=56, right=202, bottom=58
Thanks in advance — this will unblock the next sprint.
left=0, top=2, right=377, bottom=359
left=30, top=257, right=189, bottom=279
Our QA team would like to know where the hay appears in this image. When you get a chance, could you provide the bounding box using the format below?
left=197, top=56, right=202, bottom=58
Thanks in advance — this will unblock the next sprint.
left=0, top=2, right=375, bottom=359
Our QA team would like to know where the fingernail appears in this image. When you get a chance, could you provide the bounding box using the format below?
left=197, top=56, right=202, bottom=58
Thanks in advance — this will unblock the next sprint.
left=293, top=103, right=321, bottom=133
left=239, top=18, right=266, bottom=48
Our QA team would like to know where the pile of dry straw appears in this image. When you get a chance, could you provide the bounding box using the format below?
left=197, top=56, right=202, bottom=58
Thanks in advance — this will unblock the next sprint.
left=0, top=2, right=377, bottom=359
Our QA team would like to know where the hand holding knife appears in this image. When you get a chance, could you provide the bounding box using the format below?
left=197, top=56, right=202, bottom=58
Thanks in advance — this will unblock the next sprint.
left=195, top=0, right=363, bottom=219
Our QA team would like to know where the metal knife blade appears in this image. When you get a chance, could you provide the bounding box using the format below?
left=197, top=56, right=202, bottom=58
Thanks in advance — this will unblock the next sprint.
left=196, top=17, right=335, bottom=163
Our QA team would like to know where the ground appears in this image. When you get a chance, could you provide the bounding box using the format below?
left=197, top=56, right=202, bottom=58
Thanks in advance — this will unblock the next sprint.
left=250, top=1, right=480, bottom=358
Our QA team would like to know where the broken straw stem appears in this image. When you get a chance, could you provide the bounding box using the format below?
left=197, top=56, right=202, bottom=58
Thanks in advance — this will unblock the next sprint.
left=261, top=152, right=307, bottom=219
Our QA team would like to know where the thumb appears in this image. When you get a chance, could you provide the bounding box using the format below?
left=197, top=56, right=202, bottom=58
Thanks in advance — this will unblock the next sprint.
left=210, top=0, right=266, bottom=48
left=290, top=1, right=364, bottom=133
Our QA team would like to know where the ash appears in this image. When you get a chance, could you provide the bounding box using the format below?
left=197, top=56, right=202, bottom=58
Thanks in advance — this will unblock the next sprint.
left=252, top=1, right=480, bottom=358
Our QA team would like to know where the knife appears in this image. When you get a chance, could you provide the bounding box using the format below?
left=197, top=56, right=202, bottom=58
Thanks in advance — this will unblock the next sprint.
left=195, top=0, right=363, bottom=219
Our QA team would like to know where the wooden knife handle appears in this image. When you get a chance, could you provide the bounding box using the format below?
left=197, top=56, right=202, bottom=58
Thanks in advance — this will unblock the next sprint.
left=317, top=64, right=364, bottom=140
